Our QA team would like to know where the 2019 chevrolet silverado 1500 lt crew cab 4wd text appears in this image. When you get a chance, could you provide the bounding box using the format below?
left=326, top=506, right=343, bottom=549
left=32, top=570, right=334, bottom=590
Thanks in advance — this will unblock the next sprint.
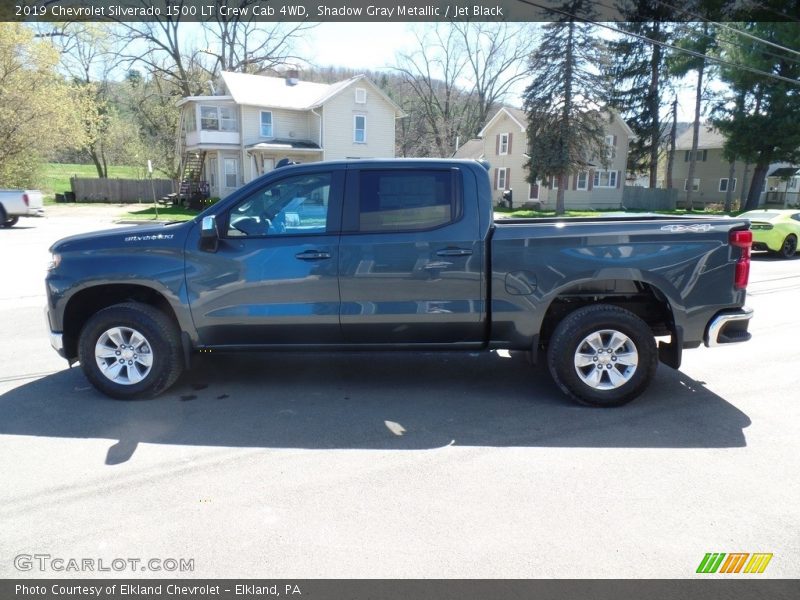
left=45, top=160, right=754, bottom=407
left=0, top=189, right=44, bottom=227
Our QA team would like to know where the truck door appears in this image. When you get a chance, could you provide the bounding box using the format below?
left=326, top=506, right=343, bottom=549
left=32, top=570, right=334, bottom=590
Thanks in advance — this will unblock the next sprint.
left=186, top=169, right=344, bottom=346
left=338, top=166, right=485, bottom=345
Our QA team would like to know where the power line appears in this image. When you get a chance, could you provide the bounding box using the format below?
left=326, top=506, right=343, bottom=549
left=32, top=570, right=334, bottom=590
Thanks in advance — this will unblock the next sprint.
left=514, top=0, right=800, bottom=87
left=654, top=0, right=800, bottom=60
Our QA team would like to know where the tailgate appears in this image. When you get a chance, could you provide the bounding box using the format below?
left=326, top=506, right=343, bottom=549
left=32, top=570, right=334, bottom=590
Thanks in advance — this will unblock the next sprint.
left=24, top=190, right=44, bottom=209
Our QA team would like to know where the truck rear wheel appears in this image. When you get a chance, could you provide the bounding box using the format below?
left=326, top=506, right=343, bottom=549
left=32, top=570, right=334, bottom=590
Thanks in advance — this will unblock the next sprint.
left=77, top=302, right=183, bottom=399
left=0, top=206, right=17, bottom=228
left=547, top=304, right=657, bottom=407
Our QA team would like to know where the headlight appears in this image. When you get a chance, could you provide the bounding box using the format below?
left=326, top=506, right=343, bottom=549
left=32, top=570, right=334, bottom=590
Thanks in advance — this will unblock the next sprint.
left=48, top=253, right=62, bottom=270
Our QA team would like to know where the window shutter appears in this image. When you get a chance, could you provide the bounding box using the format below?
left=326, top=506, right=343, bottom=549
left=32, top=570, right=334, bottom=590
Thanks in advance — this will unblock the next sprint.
left=494, top=168, right=498, bottom=190
left=612, top=134, right=617, bottom=159
left=508, top=132, right=513, bottom=154
left=616, top=170, right=621, bottom=188
left=573, top=174, right=578, bottom=189
left=685, top=151, right=689, bottom=162
left=496, top=135, right=500, bottom=155
left=703, top=149, right=708, bottom=161
left=506, top=168, right=511, bottom=188
left=588, top=170, right=594, bottom=191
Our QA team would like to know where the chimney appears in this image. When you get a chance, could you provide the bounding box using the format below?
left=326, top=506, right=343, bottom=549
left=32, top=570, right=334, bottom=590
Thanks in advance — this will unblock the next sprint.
left=285, top=68, right=299, bottom=86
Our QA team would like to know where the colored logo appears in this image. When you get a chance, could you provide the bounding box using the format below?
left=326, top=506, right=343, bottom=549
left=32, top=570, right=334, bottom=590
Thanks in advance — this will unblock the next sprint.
left=697, top=553, right=773, bottom=574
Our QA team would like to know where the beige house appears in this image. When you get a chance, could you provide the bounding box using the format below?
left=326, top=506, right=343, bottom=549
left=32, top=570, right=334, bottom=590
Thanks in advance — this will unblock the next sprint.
left=455, top=107, right=633, bottom=209
left=662, top=126, right=800, bottom=207
left=176, top=71, right=403, bottom=198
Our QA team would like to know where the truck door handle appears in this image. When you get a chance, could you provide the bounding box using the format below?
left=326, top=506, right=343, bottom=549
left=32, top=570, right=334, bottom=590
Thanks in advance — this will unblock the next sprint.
left=295, top=250, right=332, bottom=261
left=436, top=248, right=472, bottom=257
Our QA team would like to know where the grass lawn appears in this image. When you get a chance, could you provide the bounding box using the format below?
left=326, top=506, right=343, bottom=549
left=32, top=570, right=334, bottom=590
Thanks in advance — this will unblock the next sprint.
left=124, top=206, right=197, bottom=221
left=39, top=163, right=143, bottom=203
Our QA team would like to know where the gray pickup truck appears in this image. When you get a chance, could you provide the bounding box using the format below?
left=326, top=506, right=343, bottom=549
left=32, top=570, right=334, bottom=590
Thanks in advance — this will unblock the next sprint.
left=45, top=159, right=753, bottom=406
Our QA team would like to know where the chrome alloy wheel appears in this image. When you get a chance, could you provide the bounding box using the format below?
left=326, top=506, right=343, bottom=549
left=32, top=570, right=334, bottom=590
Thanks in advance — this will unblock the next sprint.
left=573, top=329, right=639, bottom=390
left=94, top=326, right=154, bottom=385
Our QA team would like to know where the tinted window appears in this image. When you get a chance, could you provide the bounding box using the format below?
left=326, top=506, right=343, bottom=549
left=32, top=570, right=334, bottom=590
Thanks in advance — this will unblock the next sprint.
left=227, top=173, right=331, bottom=237
left=741, top=211, right=779, bottom=221
left=358, top=170, right=459, bottom=232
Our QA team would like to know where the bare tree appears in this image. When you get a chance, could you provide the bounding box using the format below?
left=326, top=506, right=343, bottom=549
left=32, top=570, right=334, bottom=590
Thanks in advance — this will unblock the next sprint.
left=452, top=22, right=537, bottom=135
left=199, top=2, right=315, bottom=76
left=394, top=25, right=477, bottom=158
left=112, top=1, right=207, bottom=97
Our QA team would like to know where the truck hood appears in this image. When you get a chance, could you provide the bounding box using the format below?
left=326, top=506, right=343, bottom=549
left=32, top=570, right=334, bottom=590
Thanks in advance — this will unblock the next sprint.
left=50, top=220, right=194, bottom=253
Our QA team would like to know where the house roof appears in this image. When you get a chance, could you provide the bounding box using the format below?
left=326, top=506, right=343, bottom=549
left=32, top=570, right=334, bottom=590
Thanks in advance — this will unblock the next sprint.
left=478, top=107, right=527, bottom=137
left=246, top=139, right=322, bottom=152
left=675, top=125, right=725, bottom=150
left=214, top=71, right=403, bottom=115
left=452, top=138, right=484, bottom=159
left=477, top=106, right=634, bottom=139
left=769, top=166, right=800, bottom=178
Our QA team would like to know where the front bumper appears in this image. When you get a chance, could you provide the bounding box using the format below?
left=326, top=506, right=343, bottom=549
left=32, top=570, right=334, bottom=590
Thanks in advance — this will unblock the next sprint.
left=704, top=306, right=754, bottom=347
left=44, top=306, right=66, bottom=358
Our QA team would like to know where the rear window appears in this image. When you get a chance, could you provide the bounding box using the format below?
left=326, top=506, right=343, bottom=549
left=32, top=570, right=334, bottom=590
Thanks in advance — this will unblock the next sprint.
left=741, top=211, right=779, bottom=220
left=358, top=170, right=460, bottom=232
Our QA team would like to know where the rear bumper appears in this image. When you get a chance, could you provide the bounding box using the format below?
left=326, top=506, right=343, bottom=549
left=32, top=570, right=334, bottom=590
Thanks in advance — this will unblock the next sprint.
left=26, top=207, right=45, bottom=217
left=704, top=306, right=754, bottom=347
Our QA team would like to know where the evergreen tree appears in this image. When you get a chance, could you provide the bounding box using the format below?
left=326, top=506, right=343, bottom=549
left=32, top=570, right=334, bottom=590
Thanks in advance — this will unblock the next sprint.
left=607, top=6, right=674, bottom=188
left=668, top=19, right=716, bottom=210
left=522, top=1, right=610, bottom=215
left=713, top=21, right=800, bottom=211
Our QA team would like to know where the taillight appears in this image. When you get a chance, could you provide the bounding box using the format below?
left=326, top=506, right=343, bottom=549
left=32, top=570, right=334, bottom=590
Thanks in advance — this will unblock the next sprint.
left=730, top=229, right=752, bottom=290
left=23, top=193, right=29, bottom=207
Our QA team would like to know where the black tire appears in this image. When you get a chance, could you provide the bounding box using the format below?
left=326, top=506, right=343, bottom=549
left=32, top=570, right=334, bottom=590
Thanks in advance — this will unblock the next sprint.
left=546, top=304, right=658, bottom=407
left=3, top=216, right=19, bottom=228
left=77, top=302, right=183, bottom=399
left=779, top=234, right=797, bottom=258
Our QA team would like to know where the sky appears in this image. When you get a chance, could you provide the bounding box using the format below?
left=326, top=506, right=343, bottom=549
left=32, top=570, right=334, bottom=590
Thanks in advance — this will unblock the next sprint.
left=296, top=22, right=709, bottom=124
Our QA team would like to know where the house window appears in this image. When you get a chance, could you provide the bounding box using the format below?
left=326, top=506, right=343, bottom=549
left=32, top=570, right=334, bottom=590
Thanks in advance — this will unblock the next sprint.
left=593, top=170, right=618, bottom=188
left=719, top=178, right=737, bottom=192
left=684, top=149, right=708, bottom=162
left=605, top=135, right=616, bottom=160
left=200, top=105, right=238, bottom=132
left=260, top=111, right=273, bottom=137
left=499, top=133, right=509, bottom=155
left=577, top=171, right=588, bottom=190
left=224, top=158, right=239, bottom=188
left=355, top=88, right=367, bottom=104
left=354, top=115, right=366, bottom=143
left=684, top=178, right=700, bottom=192
left=497, top=168, right=509, bottom=190
left=529, top=182, right=539, bottom=200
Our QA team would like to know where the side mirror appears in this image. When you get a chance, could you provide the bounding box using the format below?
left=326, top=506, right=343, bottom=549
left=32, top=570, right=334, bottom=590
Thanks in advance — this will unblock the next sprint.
left=199, top=215, right=219, bottom=253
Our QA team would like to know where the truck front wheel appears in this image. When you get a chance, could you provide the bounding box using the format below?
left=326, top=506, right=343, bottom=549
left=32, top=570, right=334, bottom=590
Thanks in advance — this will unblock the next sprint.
left=77, top=302, right=184, bottom=399
left=546, top=304, right=657, bottom=407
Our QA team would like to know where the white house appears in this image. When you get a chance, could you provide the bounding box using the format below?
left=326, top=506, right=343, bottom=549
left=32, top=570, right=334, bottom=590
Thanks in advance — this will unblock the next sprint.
left=176, top=71, right=404, bottom=198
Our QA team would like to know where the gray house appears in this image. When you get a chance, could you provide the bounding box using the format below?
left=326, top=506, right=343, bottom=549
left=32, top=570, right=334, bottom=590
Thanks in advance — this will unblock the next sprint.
left=663, top=126, right=799, bottom=207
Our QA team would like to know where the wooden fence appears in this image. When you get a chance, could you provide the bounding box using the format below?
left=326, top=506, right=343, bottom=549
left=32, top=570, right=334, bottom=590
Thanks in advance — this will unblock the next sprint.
left=622, top=186, right=678, bottom=211
left=70, top=177, right=174, bottom=203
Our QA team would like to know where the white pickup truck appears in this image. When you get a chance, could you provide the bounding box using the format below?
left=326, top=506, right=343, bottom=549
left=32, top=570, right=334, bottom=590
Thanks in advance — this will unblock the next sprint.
left=0, top=189, right=45, bottom=227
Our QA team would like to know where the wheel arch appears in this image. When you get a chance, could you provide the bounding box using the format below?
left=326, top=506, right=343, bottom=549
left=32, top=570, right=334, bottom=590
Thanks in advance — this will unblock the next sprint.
left=62, top=283, right=186, bottom=361
left=536, top=278, right=681, bottom=368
